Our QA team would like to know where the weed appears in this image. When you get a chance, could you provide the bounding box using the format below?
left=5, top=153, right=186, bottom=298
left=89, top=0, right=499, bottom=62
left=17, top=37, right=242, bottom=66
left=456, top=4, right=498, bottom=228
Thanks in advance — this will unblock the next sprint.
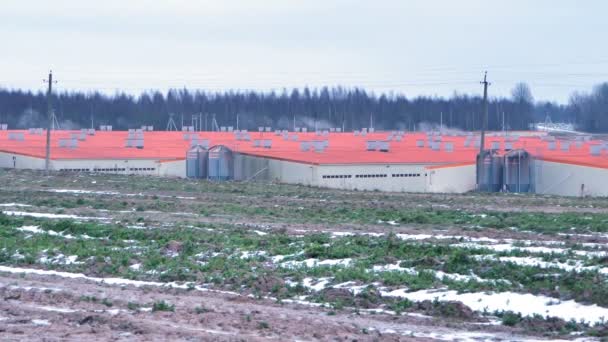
left=152, top=300, right=175, bottom=312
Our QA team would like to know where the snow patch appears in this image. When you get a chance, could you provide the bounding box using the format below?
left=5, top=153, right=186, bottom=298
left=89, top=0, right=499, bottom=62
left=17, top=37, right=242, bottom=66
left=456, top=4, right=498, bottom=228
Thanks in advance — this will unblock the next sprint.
left=302, top=277, right=331, bottom=291
left=0, top=203, right=32, bottom=207
left=2, top=210, right=107, bottom=220
left=281, top=258, right=352, bottom=268
left=32, top=319, right=50, bottom=326
left=381, top=288, right=608, bottom=325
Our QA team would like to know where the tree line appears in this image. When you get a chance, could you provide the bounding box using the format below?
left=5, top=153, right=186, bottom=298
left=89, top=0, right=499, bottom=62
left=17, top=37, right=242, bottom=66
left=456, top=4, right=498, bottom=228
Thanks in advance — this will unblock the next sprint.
left=0, top=82, right=604, bottom=132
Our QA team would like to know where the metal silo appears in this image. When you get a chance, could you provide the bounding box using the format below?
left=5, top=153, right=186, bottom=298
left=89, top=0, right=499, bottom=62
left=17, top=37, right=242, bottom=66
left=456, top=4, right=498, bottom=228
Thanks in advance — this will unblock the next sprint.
left=504, top=149, right=531, bottom=193
left=477, top=151, right=503, bottom=192
left=186, top=145, right=208, bottom=179
left=208, top=145, right=233, bottom=180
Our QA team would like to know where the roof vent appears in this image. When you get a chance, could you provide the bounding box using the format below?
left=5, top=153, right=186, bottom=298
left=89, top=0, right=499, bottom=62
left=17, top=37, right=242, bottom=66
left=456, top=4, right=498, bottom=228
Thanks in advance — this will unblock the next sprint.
left=378, top=141, right=390, bottom=152
left=220, top=126, right=226, bottom=132
left=313, top=141, right=325, bottom=152
left=295, top=127, right=301, bottom=132
left=395, top=135, right=402, bottom=142
left=300, top=141, right=310, bottom=151
left=505, top=142, right=513, bottom=150
left=590, top=145, right=602, bottom=156
left=366, top=140, right=377, bottom=151
left=302, top=127, right=308, bottom=133
left=291, top=134, right=299, bottom=141
left=8, top=132, right=24, bottom=141
left=253, top=139, right=261, bottom=148
left=416, top=139, right=424, bottom=147
left=0, top=124, right=7, bottom=130
left=491, top=141, right=500, bottom=150
left=548, top=141, right=556, bottom=150
left=431, top=142, right=440, bottom=151
left=59, top=138, right=78, bottom=148
left=369, top=127, right=375, bottom=133
left=263, top=140, right=272, bottom=149
left=560, top=142, right=570, bottom=151
left=265, top=126, right=272, bottom=132
left=258, top=126, right=264, bottom=132
left=354, top=130, right=360, bottom=136
left=336, top=128, right=342, bottom=132
left=444, top=142, right=454, bottom=152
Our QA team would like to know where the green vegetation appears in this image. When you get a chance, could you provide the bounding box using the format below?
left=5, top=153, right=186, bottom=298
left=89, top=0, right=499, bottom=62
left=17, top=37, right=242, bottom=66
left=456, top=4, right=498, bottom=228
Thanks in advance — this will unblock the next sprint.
left=3, top=170, right=608, bottom=337
left=152, top=300, right=175, bottom=312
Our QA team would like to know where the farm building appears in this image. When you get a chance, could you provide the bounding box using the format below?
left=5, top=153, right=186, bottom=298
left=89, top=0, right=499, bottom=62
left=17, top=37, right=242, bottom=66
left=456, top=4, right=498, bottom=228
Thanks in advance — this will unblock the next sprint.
left=0, top=127, right=607, bottom=196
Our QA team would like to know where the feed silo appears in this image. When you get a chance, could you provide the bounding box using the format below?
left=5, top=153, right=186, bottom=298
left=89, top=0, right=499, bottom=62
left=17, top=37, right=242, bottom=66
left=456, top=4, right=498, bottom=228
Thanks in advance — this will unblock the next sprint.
left=476, top=150, right=503, bottom=192
left=504, top=149, right=532, bottom=193
left=208, top=145, right=233, bottom=180
left=186, top=145, right=208, bottom=179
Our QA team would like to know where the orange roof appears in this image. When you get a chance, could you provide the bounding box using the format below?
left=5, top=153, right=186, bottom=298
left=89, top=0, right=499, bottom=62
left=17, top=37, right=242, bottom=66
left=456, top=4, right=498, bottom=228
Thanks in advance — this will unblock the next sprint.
left=0, top=130, right=607, bottom=168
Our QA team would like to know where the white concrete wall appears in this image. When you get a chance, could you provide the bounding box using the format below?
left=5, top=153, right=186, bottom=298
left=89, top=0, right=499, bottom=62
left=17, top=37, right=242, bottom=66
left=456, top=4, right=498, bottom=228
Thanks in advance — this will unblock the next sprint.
left=533, top=160, right=608, bottom=197
left=0, top=151, right=46, bottom=170
left=0, top=153, right=185, bottom=178
left=269, top=159, right=316, bottom=186
left=54, top=159, right=160, bottom=176
left=158, top=160, right=186, bottom=178
left=317, top=164, right=428, bottom=192
left=426, top=164, right=476, bottom=193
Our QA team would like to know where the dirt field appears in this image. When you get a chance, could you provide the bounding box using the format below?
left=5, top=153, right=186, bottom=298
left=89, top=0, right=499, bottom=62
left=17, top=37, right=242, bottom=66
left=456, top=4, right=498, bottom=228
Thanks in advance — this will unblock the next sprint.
left=1, top=169, right=608, bottom=341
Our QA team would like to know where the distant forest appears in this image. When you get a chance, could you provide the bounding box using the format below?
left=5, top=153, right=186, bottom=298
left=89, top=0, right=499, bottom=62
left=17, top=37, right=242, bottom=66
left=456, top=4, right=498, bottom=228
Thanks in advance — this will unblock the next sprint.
left=0, top=82, right=606, bottom=132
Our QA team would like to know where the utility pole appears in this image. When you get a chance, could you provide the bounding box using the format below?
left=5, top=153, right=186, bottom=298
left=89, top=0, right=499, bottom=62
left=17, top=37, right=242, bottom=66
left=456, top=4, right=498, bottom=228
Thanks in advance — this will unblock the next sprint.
left=440, top=111, right=443, bottom=132
left=480, top=71, right=490, bottom=154
left=90, top=105, right=94, bottom=129
left=369, top=112, right=373, bottom=130
left=478, top=71, right=490, bottom=191
left=44, top=70, right=56, bottom=174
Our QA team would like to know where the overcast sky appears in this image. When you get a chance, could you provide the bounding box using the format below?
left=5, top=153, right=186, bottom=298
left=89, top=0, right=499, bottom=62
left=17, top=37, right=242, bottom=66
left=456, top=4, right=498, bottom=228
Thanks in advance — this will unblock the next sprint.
left=1, top=0, right=607, bottom=103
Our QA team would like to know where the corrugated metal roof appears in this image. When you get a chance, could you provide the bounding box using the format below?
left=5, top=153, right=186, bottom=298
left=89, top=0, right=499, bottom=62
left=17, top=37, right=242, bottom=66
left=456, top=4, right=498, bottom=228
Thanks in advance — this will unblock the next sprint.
left=0, top=130, right=607, bottom=168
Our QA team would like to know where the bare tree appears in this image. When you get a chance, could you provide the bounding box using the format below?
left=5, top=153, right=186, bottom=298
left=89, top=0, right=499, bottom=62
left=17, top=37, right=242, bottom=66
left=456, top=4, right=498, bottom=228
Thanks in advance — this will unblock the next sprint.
left=511, top=82, right=534, bottom=105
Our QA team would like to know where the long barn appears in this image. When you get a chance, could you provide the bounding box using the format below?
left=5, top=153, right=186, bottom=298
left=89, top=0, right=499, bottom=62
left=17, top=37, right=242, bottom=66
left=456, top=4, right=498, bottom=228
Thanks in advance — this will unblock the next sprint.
left=0, top=128, right=607, bottom=196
